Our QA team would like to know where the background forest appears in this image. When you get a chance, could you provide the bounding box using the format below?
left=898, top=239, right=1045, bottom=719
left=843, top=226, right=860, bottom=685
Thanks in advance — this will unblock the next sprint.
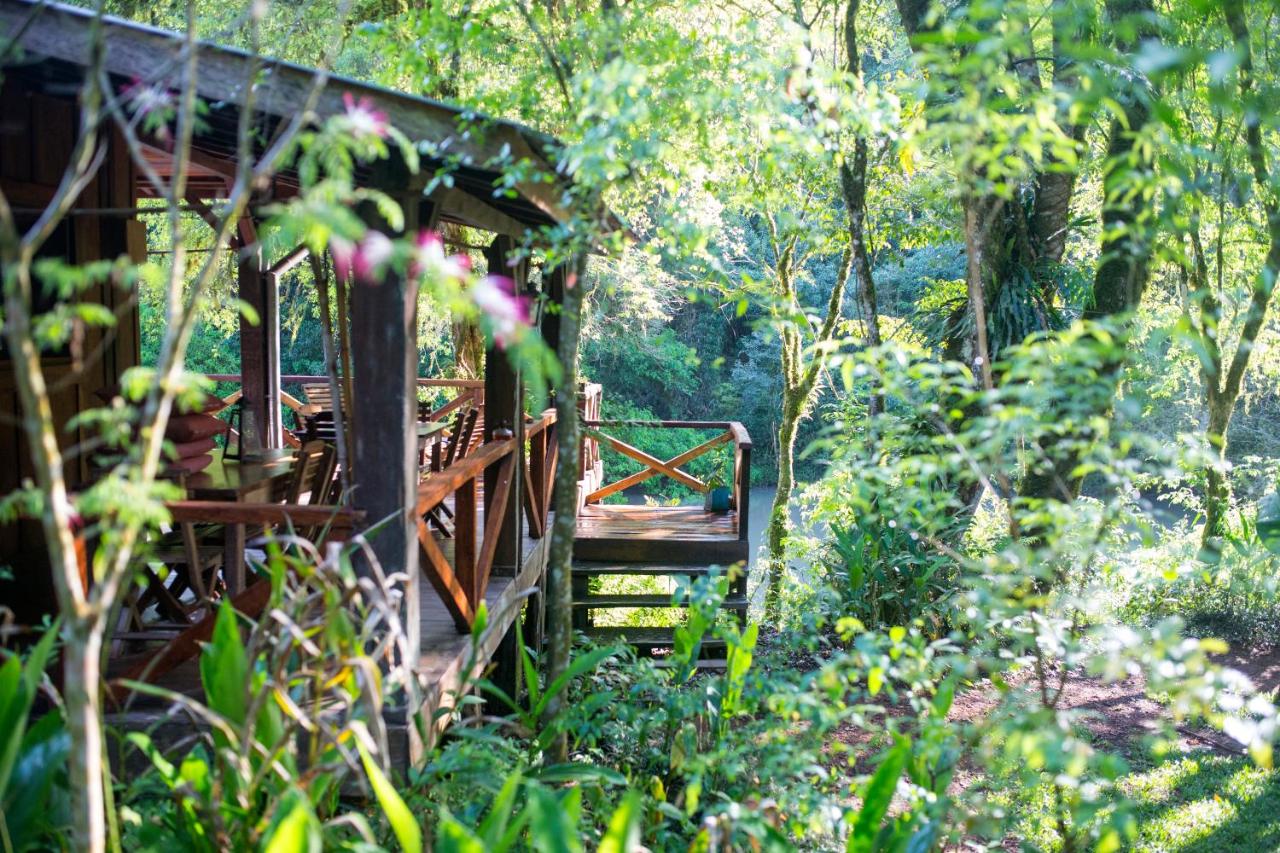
left=5, top=0, right=1280, bottom=850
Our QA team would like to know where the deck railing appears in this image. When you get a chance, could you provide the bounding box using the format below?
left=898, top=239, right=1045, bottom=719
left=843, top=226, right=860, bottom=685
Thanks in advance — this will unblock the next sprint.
left=524, top=409, right=558, bottom=540
left=578, top=382, right=603, bottom=477
left=581, top=419, right=752, bottom=541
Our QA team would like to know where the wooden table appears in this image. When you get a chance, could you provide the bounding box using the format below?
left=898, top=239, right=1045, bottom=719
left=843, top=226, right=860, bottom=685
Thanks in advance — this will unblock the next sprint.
left=176, top=447, right=295, bottom=593
left=417, top=417, right=453, bottom=468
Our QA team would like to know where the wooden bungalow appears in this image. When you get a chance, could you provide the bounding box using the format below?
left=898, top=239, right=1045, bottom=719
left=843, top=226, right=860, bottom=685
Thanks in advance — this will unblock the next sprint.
left=0, top=0, right=753, bottom=764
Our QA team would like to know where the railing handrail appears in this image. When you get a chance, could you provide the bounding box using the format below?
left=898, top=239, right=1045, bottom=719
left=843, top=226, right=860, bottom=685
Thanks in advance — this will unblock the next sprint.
left=582, top=420, right=752, bottom=509
left=416, top=435, right=516, bottom=512
left=527, top=408, right=556, bottom=437
left=207, top=373, right=484, bottom=389
left=166, top=500, right=363, bottom=528
left=583, top=419, right=753, bottom=450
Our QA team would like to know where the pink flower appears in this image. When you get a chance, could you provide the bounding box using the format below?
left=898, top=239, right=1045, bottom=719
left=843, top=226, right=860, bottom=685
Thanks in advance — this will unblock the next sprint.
left=354, top=231, right=394, bottom=284
left=341, top=92, right=389, bottom=141
left=330, top=231, right=393, bottom=284
left=410, top=230, right=470, bottom=282
left=471, top=275, right=530, bottom=349
left=120, top=76, right=176, bottom=145
left=330, top=236, right=356, bottom=281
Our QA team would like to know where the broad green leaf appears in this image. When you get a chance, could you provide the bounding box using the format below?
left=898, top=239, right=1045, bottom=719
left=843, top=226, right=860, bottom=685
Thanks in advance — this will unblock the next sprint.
left=262, top=789, right=321, bottom=853
left=848, top=737, right=910, bottom=853
left=435, top=813, right=485, bottom=853
left=867, top=667, right=884, bottom=697
left=531, top=645, right=620, bottom=721
left=598, top=790, right=642, bottom=853
left=477, top=770, right=523, bottom=847
left=200, top=604, right=249, bottom=726
left=357, top=736, right=422, bottom=853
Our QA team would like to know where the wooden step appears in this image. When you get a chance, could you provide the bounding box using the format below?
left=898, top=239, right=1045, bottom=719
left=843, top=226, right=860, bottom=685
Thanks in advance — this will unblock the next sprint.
left=574, top=594, right=748, bottom=610
left=586, top=626, right=728, bottom=657
left=572, top=562, right=720, bottom=577
left=654, top=658, right=727, bottom=671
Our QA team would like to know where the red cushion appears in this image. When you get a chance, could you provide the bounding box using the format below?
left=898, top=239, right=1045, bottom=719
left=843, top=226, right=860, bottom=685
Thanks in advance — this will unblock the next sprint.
left=96, top=385, right=229, bottom=414
left=167, top=453, right=213, bottom=474
left=166, top=413, right=227, bottom=443
left=170, top=436, right=217, bottom=459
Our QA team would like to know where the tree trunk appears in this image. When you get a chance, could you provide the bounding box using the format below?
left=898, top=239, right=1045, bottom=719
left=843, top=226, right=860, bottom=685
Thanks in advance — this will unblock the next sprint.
left=1018, top=0, right=1157, bottom=506
left=841, top=0, right=884, bottom=416
left=63, top=623, right=106, bottom=853
left=763, top=390, right=801, bottom=619
left=1202, top=395, right=1234, bottom=548
left=543, top=257, right=587, bottom=759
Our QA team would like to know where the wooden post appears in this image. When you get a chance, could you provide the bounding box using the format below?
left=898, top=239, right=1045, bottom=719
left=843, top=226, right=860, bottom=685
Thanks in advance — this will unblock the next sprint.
left=237, top=229, right=268, bottom=449
left=540, top=265, right=565, bottom=409
left=349, top=181, right=423, bottom=668
left=483, top=236, right=524, bottom=578
left=236, top=217, right=283, bottom=449
left=262, top=270, right=282, bottom=448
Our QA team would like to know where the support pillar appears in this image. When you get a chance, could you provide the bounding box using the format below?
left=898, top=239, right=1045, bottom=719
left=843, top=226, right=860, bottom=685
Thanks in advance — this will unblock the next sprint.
left=483, top=235, right=525, bottom=578
left=349, top=188, right=423, bottom=650
left=237, top=219, right=282, bottom=450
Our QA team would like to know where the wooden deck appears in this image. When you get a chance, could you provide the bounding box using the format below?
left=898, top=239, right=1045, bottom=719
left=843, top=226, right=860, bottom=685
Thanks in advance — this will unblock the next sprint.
left=573, top=503, right=748, bottom=564
left=404, top=527, right=546, bottom=758
left=105, top=489, right=550, bottom=767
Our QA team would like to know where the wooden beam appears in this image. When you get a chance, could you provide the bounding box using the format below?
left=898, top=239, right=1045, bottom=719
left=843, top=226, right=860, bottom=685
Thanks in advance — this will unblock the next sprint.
left=165, top=501, right=362, bottom=528
left=475, top=450, right=515, bottom=596
left=418, top=518, right=474, bottom=632
left=431, top=186, right=529, bottom=238
left=263, top=270, right=283, bottom=448
left=268, top=243, right=309, bottom=276
left=237, top=233, right=277, bottom=449
left=416, top=437, right=516, bottom=510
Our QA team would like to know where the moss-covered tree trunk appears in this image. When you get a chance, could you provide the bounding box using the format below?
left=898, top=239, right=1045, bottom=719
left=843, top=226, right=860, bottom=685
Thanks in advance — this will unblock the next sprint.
left=761, top=243, right=849, bottom=619
left=763, top=390, right=803, bottom=618
left=1196, top=0, right=1280, bottom=552
left=1202, top=398, right=1234, bottom=545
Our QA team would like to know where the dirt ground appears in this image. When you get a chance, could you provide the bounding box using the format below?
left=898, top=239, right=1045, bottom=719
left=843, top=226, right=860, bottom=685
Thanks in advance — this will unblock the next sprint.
left=833, top=647, right=1280, bottom=763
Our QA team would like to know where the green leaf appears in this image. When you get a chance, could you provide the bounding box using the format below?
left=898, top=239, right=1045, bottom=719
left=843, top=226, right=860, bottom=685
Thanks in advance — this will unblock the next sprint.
left=531, top=645, right=620, bottom=722
left=357, top=735, right=422, bottom=853
left=867, top=666, right=884, bottom=697
left=848, top=736, right=910, bottom=853
left=200, top=604, right=249, bottom=726
left=534, top=763, right=626, bottom=786
left=262, top=789, right=321, bottom=853
left=477, top=770, right=523, bottom=848
left=598, top=790, right=642, bottom=853
left=527, top=784, right=583, bottom=853
left=436, top=812, right=485, bottom=853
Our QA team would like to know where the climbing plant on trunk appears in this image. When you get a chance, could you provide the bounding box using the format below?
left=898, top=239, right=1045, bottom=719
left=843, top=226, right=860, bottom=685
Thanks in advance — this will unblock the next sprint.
left=762, top=231, right=851, bottom=619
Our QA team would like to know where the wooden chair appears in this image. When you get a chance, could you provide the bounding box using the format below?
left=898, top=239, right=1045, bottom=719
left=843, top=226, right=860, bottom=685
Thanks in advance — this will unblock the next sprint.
left=115, top=478, right=224, bottom=655
left=247, top=441, right=339, bottom=562
left=430, top=406, right=480, bottom=473
left=425, top=407, right=480, bottom=538
left=300, top=383, right=334, bottom=416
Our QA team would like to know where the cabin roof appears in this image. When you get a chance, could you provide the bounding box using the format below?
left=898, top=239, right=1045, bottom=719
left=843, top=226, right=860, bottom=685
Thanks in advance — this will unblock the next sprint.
left=0, top=0, right=625, bottom=237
